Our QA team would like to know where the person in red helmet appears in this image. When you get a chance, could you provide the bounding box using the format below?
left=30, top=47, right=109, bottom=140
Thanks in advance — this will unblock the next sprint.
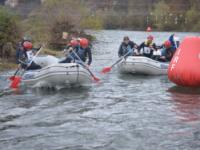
left=16, top=36, right=32, bottom=63
left=159, top=40, right=176, bottom=62
left=18, top=41, right=41, bottom=70
left=74, top=38, right=92, bottom=66
left=137, top=35, right=157, bottom=58
left=60, top=39, right=79, bottom=63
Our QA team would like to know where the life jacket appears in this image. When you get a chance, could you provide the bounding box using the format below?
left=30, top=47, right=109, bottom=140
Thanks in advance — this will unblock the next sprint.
left=18, top=49, right=27, bottom=63
left=142, top=41, right=153, bottom=54
left=76, top=46, right=87, bottom=61
left=122, top=43, right=133, bottom=56
left=26, top=50, right=34, bottom=62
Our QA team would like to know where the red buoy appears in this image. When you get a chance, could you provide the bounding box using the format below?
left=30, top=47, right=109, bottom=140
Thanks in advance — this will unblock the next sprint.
left=146, top=26, right=152, bottom=32
left=168, top=36, right=200, bottom=87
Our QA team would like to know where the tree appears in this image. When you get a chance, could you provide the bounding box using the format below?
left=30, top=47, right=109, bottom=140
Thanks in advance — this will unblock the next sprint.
left=185, top=7, right=200, bottom=31
left=0, top=6, right=21, bottom=59
left=152, top=1, right=175, bottom=31
left=22, top=0, right=98, bottom=49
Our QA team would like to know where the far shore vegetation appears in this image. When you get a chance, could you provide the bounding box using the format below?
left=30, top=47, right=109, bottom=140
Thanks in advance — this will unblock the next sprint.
left=0, top=0, right=200, bottom=70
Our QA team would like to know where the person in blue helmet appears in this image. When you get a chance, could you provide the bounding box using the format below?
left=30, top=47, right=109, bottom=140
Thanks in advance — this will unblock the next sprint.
left=169, top=34, right=180, bottom=49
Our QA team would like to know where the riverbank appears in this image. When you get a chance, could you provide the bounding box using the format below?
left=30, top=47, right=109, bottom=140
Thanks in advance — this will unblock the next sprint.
left=0, top=61, right=18, bottom=72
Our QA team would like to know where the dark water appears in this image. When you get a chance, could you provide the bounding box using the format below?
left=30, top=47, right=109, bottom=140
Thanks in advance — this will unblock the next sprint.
left=0, top=30, right=200, bottom=150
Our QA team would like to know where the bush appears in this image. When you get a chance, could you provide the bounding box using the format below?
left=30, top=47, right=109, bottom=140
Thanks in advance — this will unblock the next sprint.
left=0, top=6, right=21, bottom=60
left=185, top=7, right=200, bottom=32
left=49, top=19, right=76, bottom=49
left=152, top=1, right=171, bottom=30
left=81, top=16, right=103, bottom=30
left=22, top=0, right=97, bottom=49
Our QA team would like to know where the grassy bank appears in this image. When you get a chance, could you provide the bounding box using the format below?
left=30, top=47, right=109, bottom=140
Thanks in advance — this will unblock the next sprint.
left=0, top=61, right=18, bottom=72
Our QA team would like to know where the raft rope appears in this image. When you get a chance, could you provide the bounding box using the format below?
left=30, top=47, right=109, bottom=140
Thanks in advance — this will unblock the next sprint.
left=76, top=64, right=80, bottom=83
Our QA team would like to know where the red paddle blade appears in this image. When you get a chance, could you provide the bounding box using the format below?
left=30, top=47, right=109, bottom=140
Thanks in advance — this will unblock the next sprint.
left=101, top=67, right=111, bottom=74
left=10, top=76, right=21, bottom=89
left=9, top=76, right=15, bottom=81
left=93, top=76, right=100, bottom=82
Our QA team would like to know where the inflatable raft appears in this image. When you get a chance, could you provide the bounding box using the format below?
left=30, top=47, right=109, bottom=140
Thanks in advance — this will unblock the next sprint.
left=21, top=55, right=92, bottom=88
left=168, top=37, right=200, bottom=87
left=118, top=56, right=169, bottom=75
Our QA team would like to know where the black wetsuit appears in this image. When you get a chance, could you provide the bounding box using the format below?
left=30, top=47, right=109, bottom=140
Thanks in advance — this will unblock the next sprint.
left=138, top=41, right=157, bottom=58
left=18, top=48, right=41, bottom=70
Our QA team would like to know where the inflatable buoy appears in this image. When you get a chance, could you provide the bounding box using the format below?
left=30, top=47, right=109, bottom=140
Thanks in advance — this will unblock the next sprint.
left=168, top=36, right=200, bottom=87
left=146, top=26, right=152, bottom=32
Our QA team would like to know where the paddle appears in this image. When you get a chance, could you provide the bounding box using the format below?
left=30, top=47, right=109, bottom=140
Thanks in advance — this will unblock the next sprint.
left=71, top=50, right=100, bottom=82
left=101, top=51, right=131, bottom=74
left=9, top=47, right=43, bottom=89
left=9, top=64, right=21, bottom=81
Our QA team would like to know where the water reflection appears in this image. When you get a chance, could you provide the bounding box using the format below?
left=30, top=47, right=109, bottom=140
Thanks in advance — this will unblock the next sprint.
left=168, top=86, right=200, bottom=122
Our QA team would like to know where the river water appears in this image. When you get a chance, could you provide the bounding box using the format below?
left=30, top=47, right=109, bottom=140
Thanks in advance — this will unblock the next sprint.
left=0, top=30, right=200, bottom=150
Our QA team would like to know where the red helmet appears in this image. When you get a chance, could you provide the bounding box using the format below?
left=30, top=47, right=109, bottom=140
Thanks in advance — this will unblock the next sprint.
left=70, top=39, right=79, bottom=47
left=23, top=41, right=33, bottom=50
left=164, top=40, right=171, bottom=48
left=80, top=38, right=89, bottom=48
left=147, top=35, right=154, bottom=41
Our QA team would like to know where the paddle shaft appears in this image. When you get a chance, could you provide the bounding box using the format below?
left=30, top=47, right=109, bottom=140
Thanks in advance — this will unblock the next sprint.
left=20, top=47, right=43, bottom=76
left=71, top=50, right=97, bottom=79
left=12, top=65, right=21, bottom=77
left=111, top=51, right=131, bottom=68
left=9, top=47, right=43, bottom=89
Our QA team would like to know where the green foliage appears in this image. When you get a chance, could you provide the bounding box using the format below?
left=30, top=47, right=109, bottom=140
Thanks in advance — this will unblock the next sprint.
left=185, top=7, right=200, bottom=31
left=21, top=0, right=98, bottom=49
left=81, top=16, right=103, bottom=30
left=0, top=6, right=21, bottom=48
left=21, top=17, right=50, bottom=45
left=152, top=1, right=172, bottom=30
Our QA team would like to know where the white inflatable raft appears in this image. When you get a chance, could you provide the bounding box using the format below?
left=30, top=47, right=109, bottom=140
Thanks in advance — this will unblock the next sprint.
left=21, top=55, right=92, bottom=88
left=118, top=56, right=169, bottom=75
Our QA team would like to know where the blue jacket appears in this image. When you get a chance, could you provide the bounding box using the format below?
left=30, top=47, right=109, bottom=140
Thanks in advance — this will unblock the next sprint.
left=72, top=46, right=92, bottom=65
left=161, top=46, right=176, bottom=61
left=169, top=34, right=178, bottom=49
left=118, top=41, right=136, bottom=57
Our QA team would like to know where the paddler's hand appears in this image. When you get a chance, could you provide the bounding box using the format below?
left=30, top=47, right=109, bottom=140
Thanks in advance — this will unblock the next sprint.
left=68, top=47, right=73, bottom=52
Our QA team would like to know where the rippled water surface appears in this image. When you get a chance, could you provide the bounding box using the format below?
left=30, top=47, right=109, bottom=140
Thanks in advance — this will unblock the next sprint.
left=1, top=30, right=200, bottom=150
